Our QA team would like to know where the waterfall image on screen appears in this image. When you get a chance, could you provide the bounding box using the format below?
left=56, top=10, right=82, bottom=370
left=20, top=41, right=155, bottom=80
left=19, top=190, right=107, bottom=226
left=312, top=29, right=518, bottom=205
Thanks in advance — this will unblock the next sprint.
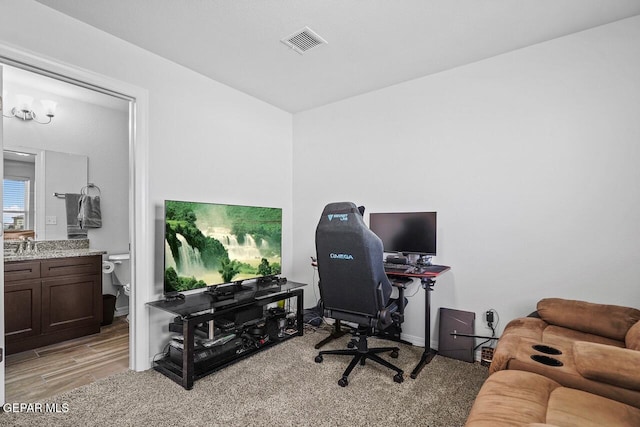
left=164, top=200, right=282, bottom=294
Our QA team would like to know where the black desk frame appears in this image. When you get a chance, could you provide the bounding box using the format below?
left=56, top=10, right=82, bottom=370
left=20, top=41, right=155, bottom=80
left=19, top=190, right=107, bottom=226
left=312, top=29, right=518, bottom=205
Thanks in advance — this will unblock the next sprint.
left=411, top=276, right=436, bottom=378
left=386, top=268, right=449, bottom=379
left=148, top=285, right=304, bottom=390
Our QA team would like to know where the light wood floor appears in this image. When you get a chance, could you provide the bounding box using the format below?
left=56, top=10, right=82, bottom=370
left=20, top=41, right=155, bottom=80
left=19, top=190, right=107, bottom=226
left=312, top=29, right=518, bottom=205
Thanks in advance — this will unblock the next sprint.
left=5, top=316, right=129, bottom=402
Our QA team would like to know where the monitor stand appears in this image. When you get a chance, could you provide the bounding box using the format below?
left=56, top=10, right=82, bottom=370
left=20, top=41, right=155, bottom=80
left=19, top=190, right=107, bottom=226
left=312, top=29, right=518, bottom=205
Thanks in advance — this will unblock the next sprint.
left=417, top=255, right=432, bottom=266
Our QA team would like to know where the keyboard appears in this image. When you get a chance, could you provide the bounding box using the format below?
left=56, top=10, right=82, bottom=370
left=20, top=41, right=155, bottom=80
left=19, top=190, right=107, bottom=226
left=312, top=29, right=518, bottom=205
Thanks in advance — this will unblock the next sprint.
left=383, top=263, right=412, bottom=273
left=383, top=263, right=450, bottom=275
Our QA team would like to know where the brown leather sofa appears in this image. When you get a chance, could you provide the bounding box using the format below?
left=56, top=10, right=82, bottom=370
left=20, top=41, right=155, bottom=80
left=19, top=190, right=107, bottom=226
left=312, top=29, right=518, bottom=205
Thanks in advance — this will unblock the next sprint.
left=466, top=298, right=640, bottom=426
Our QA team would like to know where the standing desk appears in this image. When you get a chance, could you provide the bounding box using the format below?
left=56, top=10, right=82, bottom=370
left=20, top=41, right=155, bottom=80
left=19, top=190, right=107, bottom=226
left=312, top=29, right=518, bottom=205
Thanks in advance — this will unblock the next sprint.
left=385, top=265, right=451, bottom=379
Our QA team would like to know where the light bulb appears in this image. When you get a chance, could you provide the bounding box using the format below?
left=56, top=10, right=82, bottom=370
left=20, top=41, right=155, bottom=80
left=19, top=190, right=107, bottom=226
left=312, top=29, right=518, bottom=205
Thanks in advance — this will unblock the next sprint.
left=16, top=94, right=34, bottom=113
left=40, top=99, right=57, bottom=117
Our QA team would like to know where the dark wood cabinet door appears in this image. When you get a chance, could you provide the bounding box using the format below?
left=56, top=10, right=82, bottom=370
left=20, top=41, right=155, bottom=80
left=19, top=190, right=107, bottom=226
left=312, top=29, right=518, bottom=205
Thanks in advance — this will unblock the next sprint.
left=41, top=274, right=102, bottom=333
left=5, top=279, right=42, bottom=342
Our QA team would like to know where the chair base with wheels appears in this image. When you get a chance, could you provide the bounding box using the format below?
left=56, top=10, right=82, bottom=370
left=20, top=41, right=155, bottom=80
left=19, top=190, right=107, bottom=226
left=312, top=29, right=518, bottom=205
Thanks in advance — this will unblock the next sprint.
left=314, top=326, right=404, bottom=387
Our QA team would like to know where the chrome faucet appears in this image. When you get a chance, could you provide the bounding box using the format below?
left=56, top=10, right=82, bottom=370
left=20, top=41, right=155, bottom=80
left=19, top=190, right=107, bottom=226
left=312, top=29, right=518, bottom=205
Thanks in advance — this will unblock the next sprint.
left=14, top=236, right=35, bottom=254
left=15, top=236, right=26, bottom=254
left=27, top=237, right=36, bottom=253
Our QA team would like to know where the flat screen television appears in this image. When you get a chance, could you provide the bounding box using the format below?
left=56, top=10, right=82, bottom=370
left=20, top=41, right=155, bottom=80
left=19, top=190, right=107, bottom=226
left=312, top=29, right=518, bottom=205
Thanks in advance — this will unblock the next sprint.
left=369, top=211, right=437, bottom=256
left=164, top=200, right=282, bottom=294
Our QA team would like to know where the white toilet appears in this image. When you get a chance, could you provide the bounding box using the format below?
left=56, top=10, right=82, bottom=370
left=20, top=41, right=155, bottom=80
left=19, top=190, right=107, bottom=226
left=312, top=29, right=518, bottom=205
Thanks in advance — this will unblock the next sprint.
left=102, top=253, right=131, bottom=319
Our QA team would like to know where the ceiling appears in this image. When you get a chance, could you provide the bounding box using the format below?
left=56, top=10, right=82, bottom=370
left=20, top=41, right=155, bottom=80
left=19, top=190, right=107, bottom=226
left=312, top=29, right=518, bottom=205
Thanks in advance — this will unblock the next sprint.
left=34, top=0, right=640, bottom=113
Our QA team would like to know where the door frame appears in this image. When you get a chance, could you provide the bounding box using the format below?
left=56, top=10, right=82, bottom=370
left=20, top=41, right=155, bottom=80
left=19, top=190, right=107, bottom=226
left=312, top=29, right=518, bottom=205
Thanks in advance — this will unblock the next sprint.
left=0, top=42, right=151, bottom=399
left=1, top=63, right=5, bottom=405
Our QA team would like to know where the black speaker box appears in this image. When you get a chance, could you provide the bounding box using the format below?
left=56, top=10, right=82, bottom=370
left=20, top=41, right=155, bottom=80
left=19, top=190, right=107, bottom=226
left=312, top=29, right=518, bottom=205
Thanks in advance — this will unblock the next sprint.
left=438, top=307, right=475, bottom=363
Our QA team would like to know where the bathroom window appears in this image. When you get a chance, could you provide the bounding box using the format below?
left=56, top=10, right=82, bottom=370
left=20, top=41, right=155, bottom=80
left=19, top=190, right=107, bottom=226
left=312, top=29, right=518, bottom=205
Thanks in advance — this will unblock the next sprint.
left=3, top=177, right=31, bottom=231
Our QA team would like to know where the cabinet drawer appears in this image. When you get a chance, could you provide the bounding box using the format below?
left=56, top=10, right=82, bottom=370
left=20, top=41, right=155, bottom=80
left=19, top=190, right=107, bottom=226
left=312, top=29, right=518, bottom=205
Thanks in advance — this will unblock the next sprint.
left=41, top=255, right=101, bottom=278
left=4, top=261, right=41, bottom=282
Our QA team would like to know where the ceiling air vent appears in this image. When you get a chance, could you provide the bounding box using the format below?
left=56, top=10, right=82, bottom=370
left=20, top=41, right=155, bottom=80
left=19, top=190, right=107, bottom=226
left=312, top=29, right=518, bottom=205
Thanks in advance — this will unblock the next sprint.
left=281, top=26, right=327, bottom=54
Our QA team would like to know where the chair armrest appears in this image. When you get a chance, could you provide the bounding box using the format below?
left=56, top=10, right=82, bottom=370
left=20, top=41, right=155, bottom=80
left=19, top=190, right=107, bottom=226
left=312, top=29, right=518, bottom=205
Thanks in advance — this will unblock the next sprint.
left=573, top=341, right=640, bottom=391
left=397, top=285, right=405, bottom=315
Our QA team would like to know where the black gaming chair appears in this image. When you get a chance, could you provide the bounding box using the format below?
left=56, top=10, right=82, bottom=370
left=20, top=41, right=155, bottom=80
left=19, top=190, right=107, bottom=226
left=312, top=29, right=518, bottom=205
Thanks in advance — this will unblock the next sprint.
left=314, top=202, right=406, bottom=386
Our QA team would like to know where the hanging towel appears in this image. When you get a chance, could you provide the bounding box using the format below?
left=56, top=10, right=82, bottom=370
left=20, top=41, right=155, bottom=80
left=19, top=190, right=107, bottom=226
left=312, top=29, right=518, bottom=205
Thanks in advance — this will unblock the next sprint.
left=78, top=195, right=102, bottom=228
left=65, top=193, right=88, bottom=239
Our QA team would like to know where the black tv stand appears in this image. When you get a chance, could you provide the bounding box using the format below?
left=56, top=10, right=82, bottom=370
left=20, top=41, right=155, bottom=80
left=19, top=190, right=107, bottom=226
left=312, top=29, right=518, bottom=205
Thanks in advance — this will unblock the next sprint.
left=148, top=280, right=305, bottom=390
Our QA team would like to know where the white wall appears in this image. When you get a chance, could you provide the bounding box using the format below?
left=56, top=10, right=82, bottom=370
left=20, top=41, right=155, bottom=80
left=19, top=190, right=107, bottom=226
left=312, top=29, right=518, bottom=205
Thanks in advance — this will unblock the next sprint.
left=0, top=1, right=293, bottom=368
left=292, top=16, right=640, bottom=348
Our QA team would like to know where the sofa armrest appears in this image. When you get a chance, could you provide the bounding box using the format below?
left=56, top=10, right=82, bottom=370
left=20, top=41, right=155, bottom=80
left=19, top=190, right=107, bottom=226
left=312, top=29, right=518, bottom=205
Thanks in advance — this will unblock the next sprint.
left=502, top=316, right=547, bottom=340
left=573, top=341, right=640, bottom=390
left=489, top=334, right=521, bottom=374
left=538, top=298, right=640, bottom=341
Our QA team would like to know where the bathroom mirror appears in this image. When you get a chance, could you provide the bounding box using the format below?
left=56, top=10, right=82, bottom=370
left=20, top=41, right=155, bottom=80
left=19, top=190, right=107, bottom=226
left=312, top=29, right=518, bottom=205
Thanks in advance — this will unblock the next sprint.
left=3, top=147, right=88, bottom=240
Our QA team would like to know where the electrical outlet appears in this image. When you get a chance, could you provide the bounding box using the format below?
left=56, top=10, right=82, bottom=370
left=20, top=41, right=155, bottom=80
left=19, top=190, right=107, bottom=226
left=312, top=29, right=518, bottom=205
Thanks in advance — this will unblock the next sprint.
left=486, top=310, right=494, bottom=323
left=45, top=216, right=57, bottom=225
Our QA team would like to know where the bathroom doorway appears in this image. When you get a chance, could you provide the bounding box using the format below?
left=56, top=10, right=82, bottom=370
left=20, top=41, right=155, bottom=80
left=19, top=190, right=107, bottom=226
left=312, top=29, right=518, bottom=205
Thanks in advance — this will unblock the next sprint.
left=1, top=60, right=135, bottom=401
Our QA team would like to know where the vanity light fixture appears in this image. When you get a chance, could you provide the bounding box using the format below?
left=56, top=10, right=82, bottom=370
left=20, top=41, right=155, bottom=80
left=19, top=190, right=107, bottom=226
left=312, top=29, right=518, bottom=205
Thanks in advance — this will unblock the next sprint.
left=2, top=94, right=57, bottom=124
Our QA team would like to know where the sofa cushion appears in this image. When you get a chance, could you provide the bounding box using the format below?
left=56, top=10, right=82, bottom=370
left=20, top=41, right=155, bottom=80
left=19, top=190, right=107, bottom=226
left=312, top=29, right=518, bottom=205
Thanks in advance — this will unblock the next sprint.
left=465, top=370, right=558, bottom=426
left=626, top=320, right=640, bottom=351
left=537, top=298, right=640, bottom=341
left=574, top=341, right=640, bottom=391
left=466, top=370, right=640, bottom=427
left=543, top=325, right=625, bottom=348
left=545, top=386, right=640, bottom=427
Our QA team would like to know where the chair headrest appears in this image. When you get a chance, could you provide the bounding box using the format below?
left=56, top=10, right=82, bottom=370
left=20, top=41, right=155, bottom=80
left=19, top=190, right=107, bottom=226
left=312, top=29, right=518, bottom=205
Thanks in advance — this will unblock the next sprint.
left=319, top=202, right=365, bottom=227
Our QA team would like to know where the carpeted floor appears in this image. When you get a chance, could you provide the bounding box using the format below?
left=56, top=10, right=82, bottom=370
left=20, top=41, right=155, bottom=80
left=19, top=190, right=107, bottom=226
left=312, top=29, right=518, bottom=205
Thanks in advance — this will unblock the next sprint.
left=1, top=325, right=488, bottom=427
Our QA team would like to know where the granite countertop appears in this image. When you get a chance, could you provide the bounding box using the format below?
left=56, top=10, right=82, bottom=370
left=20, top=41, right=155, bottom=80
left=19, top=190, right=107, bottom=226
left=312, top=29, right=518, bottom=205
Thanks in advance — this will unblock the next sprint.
left=3, top=238, right=106, bottom=262
left=4, top=249, right=107, bottom=263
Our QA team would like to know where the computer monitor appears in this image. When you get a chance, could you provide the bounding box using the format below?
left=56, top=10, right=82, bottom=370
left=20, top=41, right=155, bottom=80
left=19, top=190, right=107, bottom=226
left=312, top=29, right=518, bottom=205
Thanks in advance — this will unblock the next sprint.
left=369, top=211, right=437, bottom=257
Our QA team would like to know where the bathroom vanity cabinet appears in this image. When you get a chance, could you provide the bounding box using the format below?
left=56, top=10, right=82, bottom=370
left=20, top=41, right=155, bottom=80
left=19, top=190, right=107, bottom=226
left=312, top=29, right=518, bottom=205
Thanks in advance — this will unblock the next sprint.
left=4, top=255, right=103, bottom=355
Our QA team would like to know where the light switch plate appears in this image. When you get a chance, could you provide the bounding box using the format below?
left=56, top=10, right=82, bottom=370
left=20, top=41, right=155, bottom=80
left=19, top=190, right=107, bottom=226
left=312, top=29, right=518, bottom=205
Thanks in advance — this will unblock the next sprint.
left=46, top=216, right=57, bottom=225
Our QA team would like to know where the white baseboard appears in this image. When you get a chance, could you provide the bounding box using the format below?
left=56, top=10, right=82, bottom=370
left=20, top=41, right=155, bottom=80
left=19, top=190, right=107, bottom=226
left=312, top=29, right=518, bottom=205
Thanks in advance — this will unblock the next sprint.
left=400, top=333, right=426, bottom=347
left=115, top=306, right=129, bottom=317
